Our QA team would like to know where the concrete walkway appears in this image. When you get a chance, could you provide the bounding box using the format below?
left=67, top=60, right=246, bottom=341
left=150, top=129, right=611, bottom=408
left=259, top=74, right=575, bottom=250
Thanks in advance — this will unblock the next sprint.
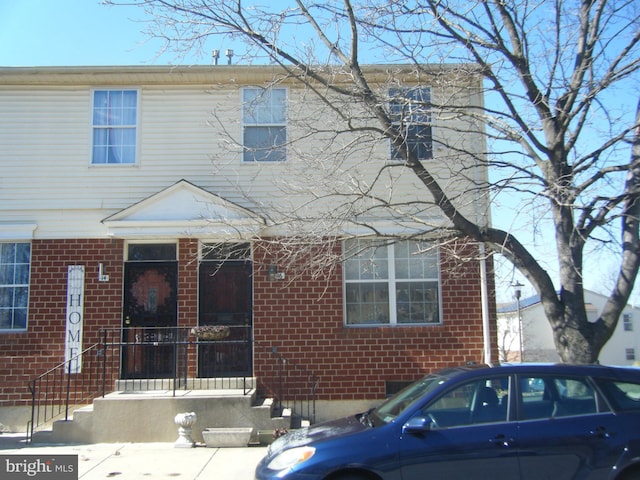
left=0, top=433, right=267, bottom=479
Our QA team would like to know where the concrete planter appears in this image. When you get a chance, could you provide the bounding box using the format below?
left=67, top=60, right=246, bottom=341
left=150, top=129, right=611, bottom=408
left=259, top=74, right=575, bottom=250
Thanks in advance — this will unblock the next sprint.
left=202, top=427, right=253, bottom=447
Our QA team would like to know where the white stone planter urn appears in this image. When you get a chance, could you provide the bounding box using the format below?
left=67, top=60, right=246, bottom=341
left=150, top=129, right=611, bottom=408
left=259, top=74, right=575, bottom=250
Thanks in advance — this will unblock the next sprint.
left=174, top=412, right=197, bottom=448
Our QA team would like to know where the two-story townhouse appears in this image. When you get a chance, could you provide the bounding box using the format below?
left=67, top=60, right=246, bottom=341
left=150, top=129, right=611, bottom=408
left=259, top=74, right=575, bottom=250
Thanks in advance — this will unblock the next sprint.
left=498, top=289, right=640, bottom=365
left=0, top=65, right=495, bottom=431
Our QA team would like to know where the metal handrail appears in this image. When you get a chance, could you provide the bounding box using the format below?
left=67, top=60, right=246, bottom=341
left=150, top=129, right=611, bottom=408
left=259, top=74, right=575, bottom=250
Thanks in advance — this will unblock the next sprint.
left=27, top=326, right=318, bottom=441
left=27, top=341, right=107, bottom=443
left=254, top=343, right=319, bottom=425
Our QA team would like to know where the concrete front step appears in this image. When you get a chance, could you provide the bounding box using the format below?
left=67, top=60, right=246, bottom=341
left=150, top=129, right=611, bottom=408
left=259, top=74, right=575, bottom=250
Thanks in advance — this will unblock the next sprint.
left=46, top=389, right=290, bottom=445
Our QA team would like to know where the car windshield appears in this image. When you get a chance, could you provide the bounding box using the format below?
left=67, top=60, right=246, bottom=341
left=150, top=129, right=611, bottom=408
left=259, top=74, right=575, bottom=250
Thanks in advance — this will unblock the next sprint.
left=372, top=374, right=448, bottom=424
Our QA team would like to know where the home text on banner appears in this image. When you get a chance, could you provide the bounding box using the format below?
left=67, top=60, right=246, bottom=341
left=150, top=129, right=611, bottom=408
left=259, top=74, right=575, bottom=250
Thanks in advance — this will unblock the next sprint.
left=65, top=265, right=85, bottom=374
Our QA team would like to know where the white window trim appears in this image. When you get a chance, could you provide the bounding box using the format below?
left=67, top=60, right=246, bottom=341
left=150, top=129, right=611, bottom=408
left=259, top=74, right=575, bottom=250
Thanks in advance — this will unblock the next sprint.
left=343, top=240, right=443, bottom=327
left=241, top=86, right=288, bottom=163
left=89, top=88, right=140, bottom=167
left=0, top=241, right=31, bottom=332
left=0, top=224, right=37, bottom=240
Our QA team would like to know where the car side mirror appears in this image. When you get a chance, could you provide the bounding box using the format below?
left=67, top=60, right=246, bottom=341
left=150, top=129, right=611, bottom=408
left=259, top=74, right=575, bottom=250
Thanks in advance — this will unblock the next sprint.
left=402, top=416, right=433, bottom=435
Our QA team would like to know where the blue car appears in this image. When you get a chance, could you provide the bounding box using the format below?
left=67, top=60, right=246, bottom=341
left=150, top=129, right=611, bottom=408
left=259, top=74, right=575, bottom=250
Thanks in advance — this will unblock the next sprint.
left=255, top=363, right=640, bottom=480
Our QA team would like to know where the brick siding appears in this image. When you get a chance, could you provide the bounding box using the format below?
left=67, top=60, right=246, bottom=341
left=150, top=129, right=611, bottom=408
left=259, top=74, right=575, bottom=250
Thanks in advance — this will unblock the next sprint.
left=0, top=237, right=496, bottom=408
left=0, top=238, right=124, bottom=409
left=253, top=238, right=496, bottom=401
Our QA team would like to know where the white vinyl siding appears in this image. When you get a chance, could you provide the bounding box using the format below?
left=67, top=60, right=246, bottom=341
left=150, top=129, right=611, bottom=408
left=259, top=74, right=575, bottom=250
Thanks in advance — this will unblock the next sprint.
left=0, top=68, right=487, bottom=239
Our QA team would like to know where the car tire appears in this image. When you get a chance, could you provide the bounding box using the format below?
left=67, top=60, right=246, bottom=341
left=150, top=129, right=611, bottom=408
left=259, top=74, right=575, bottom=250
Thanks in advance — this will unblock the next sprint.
left=620, top=468, right=640, bottom=480
left=331, top=474, right=371, bottom=480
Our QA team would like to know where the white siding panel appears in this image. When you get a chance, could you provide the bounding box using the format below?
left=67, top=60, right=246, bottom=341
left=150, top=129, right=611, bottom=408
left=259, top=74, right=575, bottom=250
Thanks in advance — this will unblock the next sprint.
left=1, top=71, right=488, bottom=239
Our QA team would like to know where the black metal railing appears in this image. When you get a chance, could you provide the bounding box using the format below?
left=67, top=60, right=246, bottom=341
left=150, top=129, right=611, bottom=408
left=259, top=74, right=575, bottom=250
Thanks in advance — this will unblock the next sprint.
left=111, top=325, right=253, bottom=392
left=28, top=326, right=317, bottom=440
left=27, top=340, right=109, bottom=443
left=255, top=344, right=319, bottom=426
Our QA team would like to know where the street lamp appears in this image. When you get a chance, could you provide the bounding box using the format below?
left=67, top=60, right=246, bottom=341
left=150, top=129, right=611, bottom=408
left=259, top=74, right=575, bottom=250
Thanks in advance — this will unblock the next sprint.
left=512, top=281, right=524, bottom=362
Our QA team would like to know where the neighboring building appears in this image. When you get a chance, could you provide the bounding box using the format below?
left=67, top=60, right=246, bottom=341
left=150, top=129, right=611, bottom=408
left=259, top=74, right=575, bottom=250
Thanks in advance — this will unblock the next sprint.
left=497, top=289, right=640, bottom=365
left=0, top=65, right=494, bottom=430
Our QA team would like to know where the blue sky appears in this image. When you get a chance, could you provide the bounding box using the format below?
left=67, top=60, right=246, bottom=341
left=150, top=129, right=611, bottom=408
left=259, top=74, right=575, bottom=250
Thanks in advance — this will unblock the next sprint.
left=1, top=0, right=637, bottom=305
left=0, top=0, right=185, bottom=66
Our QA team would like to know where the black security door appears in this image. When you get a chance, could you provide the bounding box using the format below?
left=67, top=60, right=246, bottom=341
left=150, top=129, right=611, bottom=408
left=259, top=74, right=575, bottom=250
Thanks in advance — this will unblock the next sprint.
left=121, top=244, right=178, bottom=379
left=198, top=252, right=252, bottom=377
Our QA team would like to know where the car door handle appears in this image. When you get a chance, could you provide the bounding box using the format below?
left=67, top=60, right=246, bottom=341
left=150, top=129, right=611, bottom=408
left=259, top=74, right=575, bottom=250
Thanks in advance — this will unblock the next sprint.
left=590, top=426, right=611, bottom=439
left=489, top=434, right=514, bottom=448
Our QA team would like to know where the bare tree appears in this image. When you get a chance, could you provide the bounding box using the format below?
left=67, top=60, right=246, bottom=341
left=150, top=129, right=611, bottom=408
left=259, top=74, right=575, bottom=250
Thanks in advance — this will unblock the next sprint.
left=106, top=0, right=640, bottom=363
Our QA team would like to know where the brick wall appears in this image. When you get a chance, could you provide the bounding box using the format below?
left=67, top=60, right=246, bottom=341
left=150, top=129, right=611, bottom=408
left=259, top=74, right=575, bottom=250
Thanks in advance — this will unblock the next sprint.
left=0, top=236, right=496, bottom=408
left=252, top=238, right=496, bottom=401
left=178, top=238, right=199, bottom=377
left=0, top=238, right=124, bottom=408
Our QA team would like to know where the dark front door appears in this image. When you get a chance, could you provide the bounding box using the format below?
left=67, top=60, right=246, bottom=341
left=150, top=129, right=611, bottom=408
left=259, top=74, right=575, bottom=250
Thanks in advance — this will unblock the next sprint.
left=198, top=260, right=252, bottom=377
left=122, top=262, right=178, bottom=378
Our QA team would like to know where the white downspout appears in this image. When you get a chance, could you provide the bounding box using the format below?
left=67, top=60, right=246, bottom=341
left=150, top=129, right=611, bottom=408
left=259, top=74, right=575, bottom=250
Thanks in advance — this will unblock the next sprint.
left=479, top=243, right=492, bottom=365
left=471, top=79, right=493, bottom=366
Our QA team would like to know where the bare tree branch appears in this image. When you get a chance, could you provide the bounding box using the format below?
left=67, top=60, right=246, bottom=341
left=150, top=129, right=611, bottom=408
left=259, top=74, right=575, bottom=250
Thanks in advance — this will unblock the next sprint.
left=105, top=0, right=640, bottom=363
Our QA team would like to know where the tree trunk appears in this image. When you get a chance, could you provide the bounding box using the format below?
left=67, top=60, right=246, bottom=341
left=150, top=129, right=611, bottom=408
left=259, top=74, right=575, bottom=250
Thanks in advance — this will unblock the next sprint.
left=552, top=325, right=598, bottom=363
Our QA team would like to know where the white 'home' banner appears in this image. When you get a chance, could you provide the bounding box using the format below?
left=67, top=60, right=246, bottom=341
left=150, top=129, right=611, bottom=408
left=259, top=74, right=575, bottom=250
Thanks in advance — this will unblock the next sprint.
left=65, top=265, right=85, bottom=373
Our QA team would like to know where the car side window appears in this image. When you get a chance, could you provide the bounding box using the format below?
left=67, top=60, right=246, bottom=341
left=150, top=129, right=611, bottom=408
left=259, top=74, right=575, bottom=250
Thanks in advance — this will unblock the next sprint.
left=419, top=376, right=510, bottom=428
left=596, top=380, right=640, bottom=411
left=520, top=375, right=604, bottom=420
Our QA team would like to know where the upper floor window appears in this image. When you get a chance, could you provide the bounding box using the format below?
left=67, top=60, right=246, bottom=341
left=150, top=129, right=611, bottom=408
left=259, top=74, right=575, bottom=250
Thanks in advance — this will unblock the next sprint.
left=0, top=242, right=30, bottom=331
left=92, top=89, right=138, bottom=165
left=389, top=87, right=433, bottom=161
left=242, top=87, right=286, bottom=162
left=344, top=239, right=441, bottom=326
left=623, top=313, right=633, bottom=331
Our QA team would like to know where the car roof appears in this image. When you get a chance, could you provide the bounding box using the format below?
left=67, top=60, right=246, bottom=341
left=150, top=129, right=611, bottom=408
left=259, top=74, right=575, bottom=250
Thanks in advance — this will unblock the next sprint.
left=434, top=363, right=640, bottom=382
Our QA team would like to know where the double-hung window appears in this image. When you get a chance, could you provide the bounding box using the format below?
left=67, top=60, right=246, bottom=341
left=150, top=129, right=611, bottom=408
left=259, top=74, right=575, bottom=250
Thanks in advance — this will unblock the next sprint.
left=242, top=87, right=287, bottom=162
left=92, top=89, right=138, bottom=164
left=0, top=242, right=30, bottom=330
left=344, top=239, right=441, bottom=326
left=389, top=87, right=432, bottom=161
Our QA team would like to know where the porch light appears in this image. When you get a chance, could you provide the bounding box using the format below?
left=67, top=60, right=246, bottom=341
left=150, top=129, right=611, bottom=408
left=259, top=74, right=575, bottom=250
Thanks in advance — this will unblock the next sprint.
left=268, top=264, right=285, bottom=281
